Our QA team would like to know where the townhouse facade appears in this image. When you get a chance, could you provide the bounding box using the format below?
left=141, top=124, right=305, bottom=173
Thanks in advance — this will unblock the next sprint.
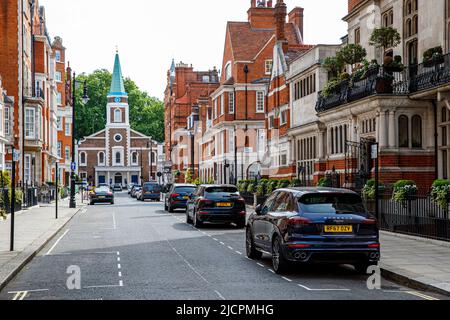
left=0, top=77, right=11, bottom=171
left=0, top=0, right=65, bottom=187
left=198, top=0, right=308, bottom=184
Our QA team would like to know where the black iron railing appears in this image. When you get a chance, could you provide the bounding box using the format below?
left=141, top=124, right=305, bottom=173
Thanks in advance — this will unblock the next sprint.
left=409, top=53, right=450, bottom=93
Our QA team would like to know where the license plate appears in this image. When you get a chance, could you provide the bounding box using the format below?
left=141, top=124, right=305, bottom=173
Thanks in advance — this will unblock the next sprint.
left=183, top=196, right=189, bottom=200
left=98, top=196, right=105, bottom=199
left=217, top=202, right=232, bottom=207
left=324, top=225, right=353, bottom=233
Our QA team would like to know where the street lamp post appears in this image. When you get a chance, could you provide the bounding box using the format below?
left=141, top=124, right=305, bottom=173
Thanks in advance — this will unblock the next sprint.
left=70, top=72, right=89, bottom=209
left=149, top=139, right=153, bottom=181
left=8, top=137, right=18, bottom=252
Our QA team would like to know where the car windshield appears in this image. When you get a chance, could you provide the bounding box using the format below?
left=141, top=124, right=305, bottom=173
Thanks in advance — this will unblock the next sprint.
left=205, top=186, right=238, bottom=194
left=174, top=186, right=196, bottom=194
left=298, top=194, right=366, bottom=214
left=96, top=187, right=110, bottom=193
left=144, top=184, right=161, bottom=192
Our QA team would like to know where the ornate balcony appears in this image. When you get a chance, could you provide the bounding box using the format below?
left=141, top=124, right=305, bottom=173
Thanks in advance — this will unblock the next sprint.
left=409, top=53, right=450, bottom=94
left=316, top=66, right=409, bottom=113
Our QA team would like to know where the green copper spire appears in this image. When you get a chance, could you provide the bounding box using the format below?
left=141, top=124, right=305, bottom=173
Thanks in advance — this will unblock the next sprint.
left=109, top=50, right=127, bottom=97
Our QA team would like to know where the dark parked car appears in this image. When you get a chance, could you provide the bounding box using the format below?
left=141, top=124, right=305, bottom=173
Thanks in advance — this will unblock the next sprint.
left=246, top=188, right=380, bottom=274
left=186, top=185, right=246, bottom=228
left=130, top=185, right=142, bottom=198
left=138, top=182, right=162, bottom=201
left=90, top=186, right=114, bottom=205
left=113, top=184, right=123, bottom=192
left=165, top=184, right=197, bottom=212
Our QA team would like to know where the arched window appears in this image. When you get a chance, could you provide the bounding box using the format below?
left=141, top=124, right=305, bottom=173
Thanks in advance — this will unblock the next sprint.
left=412, top=115, right=423, bottom=148
left=404, top=0, right=418, bottom=64
left=224, top=62, right=232, bottom=80
left=114, top=109, right=122, bottom=123
left=132, top=152, right=138, bottom=164
left=115, top=151, right=121, bottom=165
left=80, top=152, right=87, bottom=165
left=412, top=15, right=418, bottom=35
left=399, top=115, right=409, bottom=148
left=98, top=152, right=105, bottom=165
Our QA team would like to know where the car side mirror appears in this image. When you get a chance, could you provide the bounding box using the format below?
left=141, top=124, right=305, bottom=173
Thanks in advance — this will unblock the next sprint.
left=255, top=205, right=263, bottom=215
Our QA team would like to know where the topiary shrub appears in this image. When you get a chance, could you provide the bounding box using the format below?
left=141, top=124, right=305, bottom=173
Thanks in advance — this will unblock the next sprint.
left=247, top=182, right=256, bottom=194
left=362, top=179, right=386, bottom=200
left=431, top=179, right=450, bottom=209
left=256, top=179, right=269, bottom=197
left=290, top=179, right=302, bottom=187
left=266, top=180, right=279, bottom=195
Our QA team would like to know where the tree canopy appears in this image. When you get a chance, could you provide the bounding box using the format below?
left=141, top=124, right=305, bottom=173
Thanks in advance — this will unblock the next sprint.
left=74, top=70, right=164, bottom=142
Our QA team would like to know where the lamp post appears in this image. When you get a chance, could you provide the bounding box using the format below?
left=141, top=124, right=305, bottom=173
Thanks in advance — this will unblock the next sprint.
left=149, top=139, right=153, bottom=181
left=70, top=72, right=89, bottom=209
left=8, top=136, right=19, bottom=252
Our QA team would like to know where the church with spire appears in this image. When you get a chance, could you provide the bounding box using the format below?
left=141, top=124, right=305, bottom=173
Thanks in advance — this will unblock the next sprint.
left=77, top=52, right=159, bottom=187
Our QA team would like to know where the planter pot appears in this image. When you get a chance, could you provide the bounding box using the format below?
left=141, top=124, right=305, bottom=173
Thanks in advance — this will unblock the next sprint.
left=384, top=65, right=404, bottom=73
left=424, top=55, right=444, bottom=68
left=376, top=78, right=393, bottom=94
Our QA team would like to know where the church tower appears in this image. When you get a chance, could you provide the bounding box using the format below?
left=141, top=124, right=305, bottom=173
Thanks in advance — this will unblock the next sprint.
left=107, top=51, right=129, bottom=127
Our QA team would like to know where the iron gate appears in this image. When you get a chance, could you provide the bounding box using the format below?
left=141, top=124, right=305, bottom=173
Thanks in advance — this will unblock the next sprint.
left=345, top=138, right=375, bottom=193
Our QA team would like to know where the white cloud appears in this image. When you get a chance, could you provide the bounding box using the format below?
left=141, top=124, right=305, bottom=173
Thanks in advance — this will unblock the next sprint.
left=39, top=0, right=348, bottom=100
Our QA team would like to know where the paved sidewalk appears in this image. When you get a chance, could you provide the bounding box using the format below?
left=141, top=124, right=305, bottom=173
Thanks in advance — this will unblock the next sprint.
left=380, top=231, right=450, bottom=296
left=0, top=195, right=86, bottom=291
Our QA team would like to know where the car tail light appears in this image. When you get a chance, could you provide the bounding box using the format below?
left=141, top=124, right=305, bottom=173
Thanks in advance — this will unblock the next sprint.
left=288, top=217, right=311, bottom=225
left=199, top=199, right=214, bottom=207
left=238, top=211, right=246, bottom=216
left=171, top=194, right=180, bottom=199
left=198, top=211, right=209, bottom=215
left=107, top=192, right=113, bottom=196
left=362, top=219, right=378, bottom=225
left=368, top=243, right=380, bottom=249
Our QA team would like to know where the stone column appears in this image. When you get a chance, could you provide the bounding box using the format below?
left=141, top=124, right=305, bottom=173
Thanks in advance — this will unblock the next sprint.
left=388, top=110, right=396, bottom=148
left=318, top=131, right=325, bottom=159
left=379, top=111, right=388, bottom=148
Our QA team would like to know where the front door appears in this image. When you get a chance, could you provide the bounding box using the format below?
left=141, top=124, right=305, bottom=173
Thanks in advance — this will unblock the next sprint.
left=131, top=175, right=139, bottom=184
left=115, top=173, right=123, bottom=185
left=99, top=176, right=106, bottom=184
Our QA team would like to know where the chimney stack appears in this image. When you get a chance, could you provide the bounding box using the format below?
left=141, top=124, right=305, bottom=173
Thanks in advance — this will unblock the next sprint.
left=288, top=7, right=304, bottom=42
left=275, top=0, right=288, bottom=51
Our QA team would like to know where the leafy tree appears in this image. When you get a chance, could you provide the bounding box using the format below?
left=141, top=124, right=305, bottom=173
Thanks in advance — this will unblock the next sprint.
left=369, top=27, right=401, bottom=53
left=74, top=70, right=164, bottom=142
left=323, top=56, right=345, bottom=79
left=337, top=44, right=367, bottom=70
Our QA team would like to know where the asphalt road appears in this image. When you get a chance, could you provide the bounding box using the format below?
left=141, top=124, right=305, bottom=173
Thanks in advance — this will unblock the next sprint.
left=0, top=192, right=447, bottom=301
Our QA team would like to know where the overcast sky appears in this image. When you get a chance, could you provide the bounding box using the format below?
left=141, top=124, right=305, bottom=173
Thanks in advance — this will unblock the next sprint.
left=39, top=0, right=348, bottom=100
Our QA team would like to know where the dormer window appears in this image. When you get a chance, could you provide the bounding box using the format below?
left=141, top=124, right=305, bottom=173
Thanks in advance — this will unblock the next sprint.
left=114, top=109, right=122, bottom=123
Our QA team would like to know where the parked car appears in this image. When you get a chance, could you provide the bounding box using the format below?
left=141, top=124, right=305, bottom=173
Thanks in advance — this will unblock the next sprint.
left=165, top=184, right=197, bottom=212
left=138, top=182, right=162, bottom=202
left=186, top=185, right=246, bottom=228
left=130, top=185, right=142, bottom=198
left=246, top=188, right=380, bottom=274
left=127, top=183, right=137, bottom=194
left=90, top=186, right=114, bottom=205
left=113, top=184, right=123, bottom=192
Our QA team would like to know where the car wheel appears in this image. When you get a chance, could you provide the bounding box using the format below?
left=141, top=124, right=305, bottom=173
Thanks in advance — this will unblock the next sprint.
left=272, top=237, right=289, bottom=274
left=168, top=204, right=174, bottom=213
left=246, top=228, right=262, bottom=260
left=354, top=262, right=378, bottom=275
left=186, top=212, right=192, bottom=224
left=236, top=218, right=246, bottom=229
left=193, top=211, right=203, bottom=228
left=164, top=203, right=168, bottom=211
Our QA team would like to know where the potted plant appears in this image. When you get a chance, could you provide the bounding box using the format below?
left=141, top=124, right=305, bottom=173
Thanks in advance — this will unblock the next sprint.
left=430, top=179, right=450, bottom=209
left=392, top=180, right=418, bottom=203
left=277, top=180, right=290, bottom=189
left=423, top=46, right=444, bottom=67
left=323, top=56, right=345, bottom=80
left=384, top=55, right=405, bottom=72
left=362, top=179, right=386, bottom=200
left=376, top=73, right=395, bottom=94
left=369, top=27, right=401, bottom=68
left=266, top=180, right=279, bottom=195
left=256, top=179, right=269, bottom=197
left=337, top=44, right=367, bottom=72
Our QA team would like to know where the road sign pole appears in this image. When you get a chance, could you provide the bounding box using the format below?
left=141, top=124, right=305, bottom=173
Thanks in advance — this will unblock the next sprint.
left=56, top=162, right=59, bottom=220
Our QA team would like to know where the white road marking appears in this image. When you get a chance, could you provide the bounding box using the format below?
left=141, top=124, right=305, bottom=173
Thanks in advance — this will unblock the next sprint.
left=117, top=257, right=121, bottom=262
left=220, top=242, right=225, bottom=246
left=170, top=246, right=210, bottom=284
left=117, top=251, right=120, bottom=256
left=235, top=251, right=243, bottom=255
left=12, top=291, right=28, bottom=300
left=9, top=289, right=49, bottom=294
left=119, top=280, right=124, bottom=287
left=112, top=212, right=117, bottom=229
left=215, top=290, right=226, bottom=301
left=298, top=284, right=350, bottom=292
left=268, top=269, right=275, bottom=274
left=257, top=263, right=265, bottom=267
left=46, top=229, right=70, bottom=256
left=118, top=264, right=121, bottom=269
left=213, top=238, right=218, bottom=241
left=405, top=291, right=439, bottom=301
left=227, top=246, right=234, bottom=251
left=118, top=272, right=122, bottom=277
left=84, top=285, right=122, bottom=289
left=282, top=277, right=293, bottom=282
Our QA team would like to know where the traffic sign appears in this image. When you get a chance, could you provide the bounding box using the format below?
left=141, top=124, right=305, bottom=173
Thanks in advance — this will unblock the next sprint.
left=13, top=150, right=20, bottom=162
left=71, top=162, right=77, bottom=171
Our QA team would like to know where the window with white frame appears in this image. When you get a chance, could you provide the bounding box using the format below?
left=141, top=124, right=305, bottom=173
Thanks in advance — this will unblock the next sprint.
left=4, top=106, right=10, bottom=136
left=269, top=115, right=275, bottom=129
left=213, top=99, right=217, bottom=119
left=256, top=91, right=265, bottom=112
left=55, top=50, right=61, bottom=62
left=0, top=107, right=3, bottom=134
left=57, top=142, right=62, bottom=158
left=224, top=62, right=232, bottom=80
left=114, top=109, right=122, bottom=123
left=65, top=123, right=71, bottom=136
left=57, top=92, right=62, bottom=105
left=131, top=151, right=138, bottom=165
left=228, top=130, right=235, bottom=154
left=265, top=60, right=273, bottom=75
left=220, top=95, right=224, bottom=116
left=65, top=146, right=70, bottom=161
left=25, top=108, right=35, bottom=139
left=79, top=152, right=87, bottom=166
left=98, top=152, right=105, bottom=166
left=280, top=110, right=288, bottom=126
left=113, top=149, right=124, bottom=166
left=202, top=75, right=210, bottom=83
left=55, top=71, right=62, bottom=82
left=24, top=154, right=31, bottom=183
left=229, top=92, right=235, bottom=114
left=57, top=117, right=62, bottom=131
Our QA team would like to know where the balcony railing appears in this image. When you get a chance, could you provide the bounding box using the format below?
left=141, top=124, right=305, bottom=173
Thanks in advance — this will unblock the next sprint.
left=409, top=52, right=450, bottom=93
left=316, top=53, right=450, bottom=112
left=316, top=66, right=409, bottom=113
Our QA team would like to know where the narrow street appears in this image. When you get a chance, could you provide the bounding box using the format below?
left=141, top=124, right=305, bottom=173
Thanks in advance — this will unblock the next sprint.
left=0, top=192, right=446, bottom=301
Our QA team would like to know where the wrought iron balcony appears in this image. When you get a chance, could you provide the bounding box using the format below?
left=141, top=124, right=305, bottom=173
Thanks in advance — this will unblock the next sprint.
left=316, top=66, right=409, bottom=113
left=409, top=52, right=450, bottom=93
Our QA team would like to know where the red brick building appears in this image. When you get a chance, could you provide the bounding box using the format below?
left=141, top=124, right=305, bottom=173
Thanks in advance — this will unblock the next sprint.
left=164, top=60, right=219, bottom=182
left=78, top=52, right=159, bottom=187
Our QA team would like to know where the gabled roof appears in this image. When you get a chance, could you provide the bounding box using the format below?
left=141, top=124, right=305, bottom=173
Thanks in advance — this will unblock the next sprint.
left=227, top=22, right=302, bottom=61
